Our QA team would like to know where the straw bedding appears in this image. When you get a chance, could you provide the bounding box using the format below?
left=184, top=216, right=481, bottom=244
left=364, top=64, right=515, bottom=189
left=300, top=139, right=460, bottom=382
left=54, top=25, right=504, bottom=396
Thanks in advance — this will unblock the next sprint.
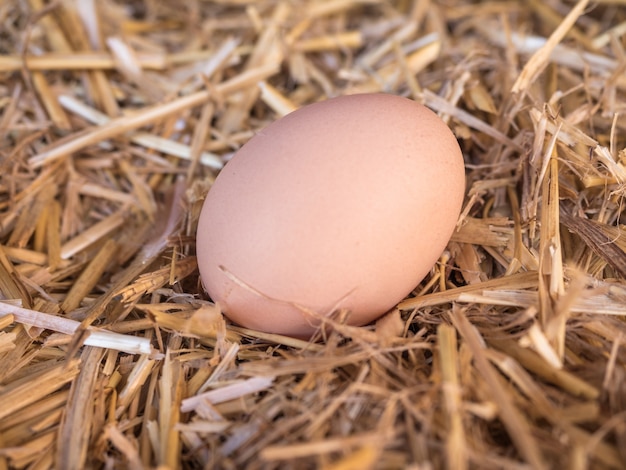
left=1, top=0, right=626, bottom=468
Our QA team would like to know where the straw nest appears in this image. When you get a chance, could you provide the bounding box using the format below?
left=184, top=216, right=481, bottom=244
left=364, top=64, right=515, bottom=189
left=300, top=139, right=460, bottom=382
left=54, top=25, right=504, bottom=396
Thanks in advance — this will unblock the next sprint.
left=1, top=0, right=626, bottom=468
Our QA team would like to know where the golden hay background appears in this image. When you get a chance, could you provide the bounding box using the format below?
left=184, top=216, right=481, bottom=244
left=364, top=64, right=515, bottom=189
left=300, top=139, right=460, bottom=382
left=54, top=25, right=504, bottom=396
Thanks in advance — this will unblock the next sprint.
left=1, top=0, right=626, bottom=468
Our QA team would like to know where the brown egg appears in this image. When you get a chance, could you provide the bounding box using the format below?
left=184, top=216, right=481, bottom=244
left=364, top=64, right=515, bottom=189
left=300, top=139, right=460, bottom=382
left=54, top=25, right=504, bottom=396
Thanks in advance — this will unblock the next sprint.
left=196, top=93, right=465, bottom=338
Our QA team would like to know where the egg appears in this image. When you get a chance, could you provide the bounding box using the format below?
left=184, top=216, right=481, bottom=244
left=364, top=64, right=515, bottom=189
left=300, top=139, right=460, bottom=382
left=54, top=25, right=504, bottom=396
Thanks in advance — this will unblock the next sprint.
left=196, top=93, right=465, bottom=338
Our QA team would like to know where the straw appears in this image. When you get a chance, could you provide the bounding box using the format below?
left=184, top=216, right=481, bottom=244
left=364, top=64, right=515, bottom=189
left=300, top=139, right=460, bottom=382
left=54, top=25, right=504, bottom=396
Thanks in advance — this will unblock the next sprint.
left=2, top=1, right=626, bottom=468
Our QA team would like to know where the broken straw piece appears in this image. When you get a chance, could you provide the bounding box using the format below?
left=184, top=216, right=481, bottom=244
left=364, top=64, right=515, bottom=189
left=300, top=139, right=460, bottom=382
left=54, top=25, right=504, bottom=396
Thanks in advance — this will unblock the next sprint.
left=0, top=300, right=157, bottom=356
left=58, top=95, right=223, bottom=169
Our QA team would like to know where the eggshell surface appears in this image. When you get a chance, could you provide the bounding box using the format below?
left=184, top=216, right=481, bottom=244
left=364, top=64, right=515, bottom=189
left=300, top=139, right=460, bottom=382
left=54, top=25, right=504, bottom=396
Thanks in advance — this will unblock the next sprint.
left=197, top=93, right=465, bottom=338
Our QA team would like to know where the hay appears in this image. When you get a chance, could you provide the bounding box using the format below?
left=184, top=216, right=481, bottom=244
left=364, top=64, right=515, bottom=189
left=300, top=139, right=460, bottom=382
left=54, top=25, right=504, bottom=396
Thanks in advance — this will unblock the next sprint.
left=1, top=0, right=626, bottom=468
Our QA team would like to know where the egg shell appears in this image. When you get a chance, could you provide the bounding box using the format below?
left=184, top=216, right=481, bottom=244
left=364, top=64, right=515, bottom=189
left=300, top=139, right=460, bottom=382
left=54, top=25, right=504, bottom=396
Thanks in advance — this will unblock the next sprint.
left=196, top=93, right=465, bottom=338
